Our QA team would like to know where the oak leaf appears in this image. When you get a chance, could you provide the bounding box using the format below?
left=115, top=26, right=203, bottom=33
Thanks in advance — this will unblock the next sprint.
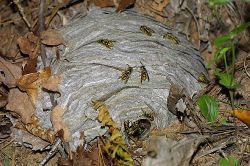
left=90, top=0, right=114, bottom=8
left=41, top=29, right=65, bottom=46
left=6, top=88, right=35, bottom=124
left=51, top=105, right=71, bottom=142
left=41, top=75, right=61, bottom=92
left=229, top=109, right=250, bottom=126
left=0, top=57, right=22, bottom=88
left=17, top=32, right=40, bottom=59
left=116, top=0, right=136, bottom=12
left=17, top=67, right=51, bottom=103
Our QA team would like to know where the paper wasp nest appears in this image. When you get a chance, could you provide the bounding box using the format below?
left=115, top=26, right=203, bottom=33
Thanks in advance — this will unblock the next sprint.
left=33, top=8, right=208, bottom=150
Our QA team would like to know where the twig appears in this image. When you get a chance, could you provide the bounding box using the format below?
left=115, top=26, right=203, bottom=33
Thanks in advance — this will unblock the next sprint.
left=0, top=139, right=14, bottom=150
left=218, top=99, right=250, bottom=111
left=196, top=140, right=235, bottom=159
left=13, top=0, right=31, bottom=29
left=39, top=0, right=47, bottom=67
left=239, top=138, right=249, bottom=165
left=185, top=6, right=201, bottom=49
left=244, top=54, right=250, bottom=78
left=38, top=139, right=61, bottom=166
left=46, top=4, right=62, bottom=28
left=10, top=147, right=16, bottom=166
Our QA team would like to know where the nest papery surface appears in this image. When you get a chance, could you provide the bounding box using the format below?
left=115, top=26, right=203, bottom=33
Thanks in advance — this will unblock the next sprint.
left=34, top=8, right=208, bottom=150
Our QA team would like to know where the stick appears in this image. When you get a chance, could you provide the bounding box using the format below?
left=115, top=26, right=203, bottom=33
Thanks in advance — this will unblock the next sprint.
left=38, top=139, right=61, bottom=166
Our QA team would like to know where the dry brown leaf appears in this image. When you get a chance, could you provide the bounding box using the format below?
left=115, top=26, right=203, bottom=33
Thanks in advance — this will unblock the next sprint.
left=229, top=109, right=250, bottom=126
left=17, top=67, right=51, bottom=103
left=116, top=0, right=136, bottom=12
left=41, top=75, right=61, bottom=92
left=151, top=0, right=169, bottom=12
left=89, top=0, right=115, bottom=8
left=58, top=143, right=99, bottom=166
left=72, top=145, right=96, bottom=166
left=190, top=19, right=200, bottom=49
left=23, top=57, right=38, bottom=74
left=0, top=94, right=8, bottom=108
left=41, top=29, right=65, bottom=46
left=0, top=25, right=20, bottom=59
left=135, top=0, right=169, bottom=23
left=17, top=32, right=39, bottom=59
left=0, top=57, right=22, bottom=88
left=6, top=88, right=35, bottom=124
left=24, top=115, right=55, bottom=143
left=51, top=105, right=71, bottom=142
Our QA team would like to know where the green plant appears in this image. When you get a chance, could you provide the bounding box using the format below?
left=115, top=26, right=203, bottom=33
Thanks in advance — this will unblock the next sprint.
left=219, top=156, right=238, bottom=166
left=198, top=22, right=250, bottom=123
left=197, top=95, right=219, bottom=123
left=209, top=0, right=233, bottom=7
left=209, top=0, right=250, bottom=7
left=211, top=22, right=250, bottom=109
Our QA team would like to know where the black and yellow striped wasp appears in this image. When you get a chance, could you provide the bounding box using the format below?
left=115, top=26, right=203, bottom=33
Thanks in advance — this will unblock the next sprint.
left=140, top=25, right=155, bottom=36
left=119, top=64, right=133, bottom=83
left=97, top=39, right=115, bottom=49
left=163, top=32, right=180, bottom=45
left=140, top=62, right=150, bottom=83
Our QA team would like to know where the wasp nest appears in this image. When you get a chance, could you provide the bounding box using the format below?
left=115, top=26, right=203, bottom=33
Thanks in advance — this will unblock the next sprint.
left=31, top=8, right=208, bottom=151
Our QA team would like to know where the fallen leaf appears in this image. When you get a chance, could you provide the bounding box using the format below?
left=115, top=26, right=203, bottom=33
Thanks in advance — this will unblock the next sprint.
left=89, top=0, right=115, bottom=8
left=17, top=67, right=51, bottom=103
left=135, top=0, right=169, bottom=23
left=41, top=29, right=65, bottom=46
left=6, top=88, right=35, bottom=124
left=0, top=57, right=22, bottom=88
left=0, top=25, right=20, bottom=59
left=116, top=0, right=136, bottom=12
left=151, top=0, right=169, bottom=12
left=24, top=115, right=55, bottom=143
left=0, top=94, right=8, bottom=108
left=229, top=109, right=250, bottom=126
left=17, top=32, right=40, bottom=59
left=22, top=57, right=38, bottom=74
left=58, top=143, right=99, bottom=166
left=51, top=105, right=71, bottom=142
left=41, top=75, right=61, bottom=92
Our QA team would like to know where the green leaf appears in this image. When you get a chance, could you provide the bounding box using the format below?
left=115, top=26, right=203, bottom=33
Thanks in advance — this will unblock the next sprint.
left=217, top=72, right=238, bottom=89
left=230, top=22, right=250, bottom=38
left=214, top=35, right=231, bottom=48
left=197, top=95, right=219, bottom=123
left=208, top=47, right=230, bottom=68
left=215, top=68, right=222, bottom=76
left=3, top=155, right=10, bottom=166
left=214, top=22, right=250, bottom=47
left=215, top=47, right=231, bottom=63
left=219, top=156, right=238, bottom=166
left=209, top=0, right=233, bottom=6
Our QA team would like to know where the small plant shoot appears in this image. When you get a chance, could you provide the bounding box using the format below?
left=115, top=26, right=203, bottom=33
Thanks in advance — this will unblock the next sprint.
left=197, top=95, right=219, bottom=123
left=219, top=156, right=238, bottom=166
left=217, top=72, right=238, bottom=89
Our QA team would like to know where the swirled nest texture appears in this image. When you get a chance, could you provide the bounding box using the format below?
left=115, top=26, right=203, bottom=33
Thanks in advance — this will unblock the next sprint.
left=34, top=8, right=208, bottom=150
